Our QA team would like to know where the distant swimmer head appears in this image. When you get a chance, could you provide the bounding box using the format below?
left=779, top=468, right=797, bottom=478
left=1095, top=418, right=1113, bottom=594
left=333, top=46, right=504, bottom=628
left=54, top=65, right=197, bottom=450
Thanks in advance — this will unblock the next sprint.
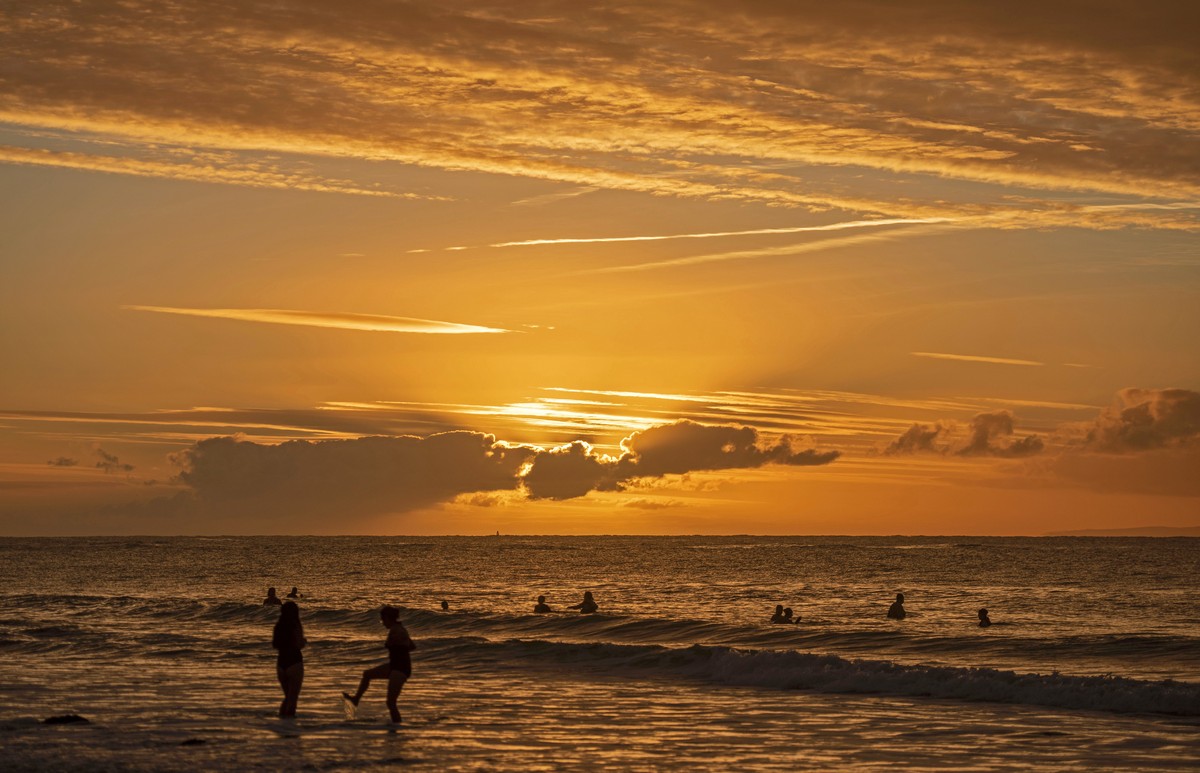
left=978, top=607, right=988, bottom=618
left=978, top=607, right=991, bottom=626
left=267, top=587, right=278, bottom=597
left=538, top=595, right=546, bottom=604
left=440, top=600, right=449, bottom=611
left=583, top=591, right=594, bottom=600
left=775, top=604, right=784, bottom=614
left=287, top=587, right=299, bottom=597
left=895, top=593, right=905, bottom=603
left=380, top=605, right=400, bottom=625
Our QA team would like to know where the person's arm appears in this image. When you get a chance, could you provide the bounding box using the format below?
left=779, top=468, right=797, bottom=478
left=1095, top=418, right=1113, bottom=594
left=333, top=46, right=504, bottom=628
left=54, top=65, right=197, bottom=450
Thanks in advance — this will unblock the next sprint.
left=389, top=624, right=416, bottom=652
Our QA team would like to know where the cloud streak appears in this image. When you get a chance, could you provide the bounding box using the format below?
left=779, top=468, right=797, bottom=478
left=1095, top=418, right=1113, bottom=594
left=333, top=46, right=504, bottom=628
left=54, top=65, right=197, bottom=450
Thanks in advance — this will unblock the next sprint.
left=911, top=352, right=1044, bottom=367
left=473, top=217, right=954, bottom=249
left=122, top=306, right=513, bottom=335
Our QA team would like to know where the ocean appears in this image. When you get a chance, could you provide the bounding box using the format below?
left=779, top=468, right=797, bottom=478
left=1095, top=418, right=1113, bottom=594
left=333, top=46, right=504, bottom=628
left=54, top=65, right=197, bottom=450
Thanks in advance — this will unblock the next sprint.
left=0, top=536, right=1197, bottom=771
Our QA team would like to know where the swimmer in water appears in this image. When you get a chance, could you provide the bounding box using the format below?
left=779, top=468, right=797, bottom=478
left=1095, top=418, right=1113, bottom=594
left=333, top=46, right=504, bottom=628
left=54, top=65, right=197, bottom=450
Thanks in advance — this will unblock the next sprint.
left=440, top=600, right=449, bottom=612
left=343, top=605, right=416, bottom=724
left=770, top=604, right=785, bottom=624
left=569, top=591, right=598, bottom=614
left=286, top=587, right=300, bottom=599
left=978, top=607, right=992, bottom=627
left=887, top=592, right=906, bottom=620
left=534, top=595, right=552, bottom=613
left=272, top=601, right=306, bottom=718
left=782, top=607, right=799, bottom=624
left=263, top=587, right=282, bottom=606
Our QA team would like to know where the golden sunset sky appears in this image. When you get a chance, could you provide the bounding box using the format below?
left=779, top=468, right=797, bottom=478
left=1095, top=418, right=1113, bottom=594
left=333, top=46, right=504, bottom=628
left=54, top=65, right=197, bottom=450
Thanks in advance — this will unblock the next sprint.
left=1, top=1, right=1197, bottom=535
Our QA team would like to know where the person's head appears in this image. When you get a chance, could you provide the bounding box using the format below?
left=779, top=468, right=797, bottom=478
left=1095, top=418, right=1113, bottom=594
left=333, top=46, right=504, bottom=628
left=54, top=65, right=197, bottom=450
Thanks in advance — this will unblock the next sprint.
left=380, top=605, right=400, bottom=627
left=278, top=601, right=301, bottom=629
left=895, top=593, right=905, bottom=603
left=978, top=607, right=989, bottom=620
left=583, top=591, right=593, bottom=600
left=783, top=607, right=793, bottom=617
left=440, top=600, right=449, bottom=611
left=289, top=587, right=298, bottom=594
left=774, top=604, right=784, bottom=613
left=266, top=587, right=278, bottom=598
left=538, top=595, right=546, bottom=604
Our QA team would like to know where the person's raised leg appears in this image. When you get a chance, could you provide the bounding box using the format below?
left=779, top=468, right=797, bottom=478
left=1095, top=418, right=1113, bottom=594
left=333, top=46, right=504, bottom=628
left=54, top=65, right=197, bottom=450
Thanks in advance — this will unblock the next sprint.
left=344, top=663, right=390, bottom=706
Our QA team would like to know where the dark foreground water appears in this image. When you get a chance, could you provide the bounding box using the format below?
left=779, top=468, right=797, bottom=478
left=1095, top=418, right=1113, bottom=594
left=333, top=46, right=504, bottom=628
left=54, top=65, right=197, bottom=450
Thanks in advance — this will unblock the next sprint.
left=0, top=536, right=1197, bottom=770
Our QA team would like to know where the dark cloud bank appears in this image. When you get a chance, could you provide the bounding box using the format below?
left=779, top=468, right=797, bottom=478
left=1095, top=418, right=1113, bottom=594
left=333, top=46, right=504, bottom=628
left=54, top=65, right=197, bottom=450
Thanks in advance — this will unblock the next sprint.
left=153, top=420, right=838, bottom=527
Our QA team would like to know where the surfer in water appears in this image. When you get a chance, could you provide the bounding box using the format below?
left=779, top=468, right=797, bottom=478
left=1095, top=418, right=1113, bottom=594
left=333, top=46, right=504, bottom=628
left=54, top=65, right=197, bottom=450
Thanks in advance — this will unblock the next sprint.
left=343, top=605, right=416, bottom=724
left=263, top=587, right=282, bottom=606
left=534, top=595, right=552, bottom=613
left=286, top=587, right=300, bottom=599
left=569, top=591, right=598, bottom=614
left=770, top=604, right=785, bottom=623
left=978, top=607, right=992, bottom=627
left=272, top=601, right=306, bottom=718
left=887, top=592, right=906, bottom=620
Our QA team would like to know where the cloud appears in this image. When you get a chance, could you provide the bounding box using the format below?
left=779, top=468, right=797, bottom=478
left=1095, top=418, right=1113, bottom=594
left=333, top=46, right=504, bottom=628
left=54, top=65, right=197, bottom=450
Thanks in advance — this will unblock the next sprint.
left=140, top=420, right=840, bottom=526
left=172, top=432, right=537, bottom=521
left=883, top=423, right=946, bottom=455
left=474, top=217, right=953, bottom=249
left=47, top=457, right=78, bottom=467
left=1041, top=446, right=1200, bottom=498
left=1084, top=388, right=1200, bottom=452
left=520, top=441, right=616, bottom=500
left=1, top=1, right=1197, bottom=228
left=614, top=420, right=840, bottom=477
left=94, top=446, right=134, bottom=473
left=123, top=306, right=513, bottom=335
left=911, top=351, right=1044, bottom=367
left=957, top=412, right=1044, bottom=458
left=881, top=411, right=1043, bottom=457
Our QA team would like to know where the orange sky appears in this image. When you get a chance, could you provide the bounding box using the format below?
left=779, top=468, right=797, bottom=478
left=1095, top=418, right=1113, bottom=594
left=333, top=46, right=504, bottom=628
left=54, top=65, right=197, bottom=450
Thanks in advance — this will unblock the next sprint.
left=1, top=1, right=1197, bottom=535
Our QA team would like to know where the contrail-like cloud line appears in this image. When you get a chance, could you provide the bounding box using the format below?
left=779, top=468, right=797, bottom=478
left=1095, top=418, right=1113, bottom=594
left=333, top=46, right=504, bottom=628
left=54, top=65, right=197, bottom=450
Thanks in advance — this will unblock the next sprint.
left=123, top=306, right=512, bottom=334
left=473, top=217, right=954, bottom=249
left=911, top=351, right=1044, bottom=367
left=584, top=221, right=957, bottom=274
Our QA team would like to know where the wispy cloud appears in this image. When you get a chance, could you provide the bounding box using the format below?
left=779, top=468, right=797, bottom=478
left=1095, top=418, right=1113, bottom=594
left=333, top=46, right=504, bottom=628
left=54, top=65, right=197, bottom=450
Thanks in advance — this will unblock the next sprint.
left=122, top=306, right=513, bottom=335
left=584, top=221, right=956, bottom=274
left=471, top=217, right=953, bottom=249
left=910, top=351, right=1044, bottom=367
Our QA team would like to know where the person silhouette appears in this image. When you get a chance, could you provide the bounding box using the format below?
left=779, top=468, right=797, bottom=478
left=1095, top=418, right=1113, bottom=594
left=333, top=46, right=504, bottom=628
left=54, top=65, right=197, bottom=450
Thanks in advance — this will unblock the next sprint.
left=343, top=606, right=415, bottom=724
left=782, top=607, right=799, bottom=624
left=286, top=587, right=300, bottom=599
left=569, top=591, right=598, bottom=614
left=263, top=587, right=282, bottom=606
left=272, top=601, right=306, bottom=718
left=978, top=607, right=992, bottom=627
left=440, top=600, right=449, bottom=612
left=770, top=604, right=785, bottom=623
left=534, top=595, right=552, bottom=613
left=887, top=593, right=906, bottom=620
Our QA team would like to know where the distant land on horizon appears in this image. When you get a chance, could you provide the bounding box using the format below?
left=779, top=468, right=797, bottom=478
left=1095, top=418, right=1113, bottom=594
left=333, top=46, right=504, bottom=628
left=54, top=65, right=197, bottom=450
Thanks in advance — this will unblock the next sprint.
left=1046, top=527, right=1200, bottom=537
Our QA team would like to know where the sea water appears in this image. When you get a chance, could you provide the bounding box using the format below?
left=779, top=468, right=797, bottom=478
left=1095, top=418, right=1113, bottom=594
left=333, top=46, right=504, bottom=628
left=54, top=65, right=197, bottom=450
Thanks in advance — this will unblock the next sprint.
left=0, top=536, right=1197, bottom=770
